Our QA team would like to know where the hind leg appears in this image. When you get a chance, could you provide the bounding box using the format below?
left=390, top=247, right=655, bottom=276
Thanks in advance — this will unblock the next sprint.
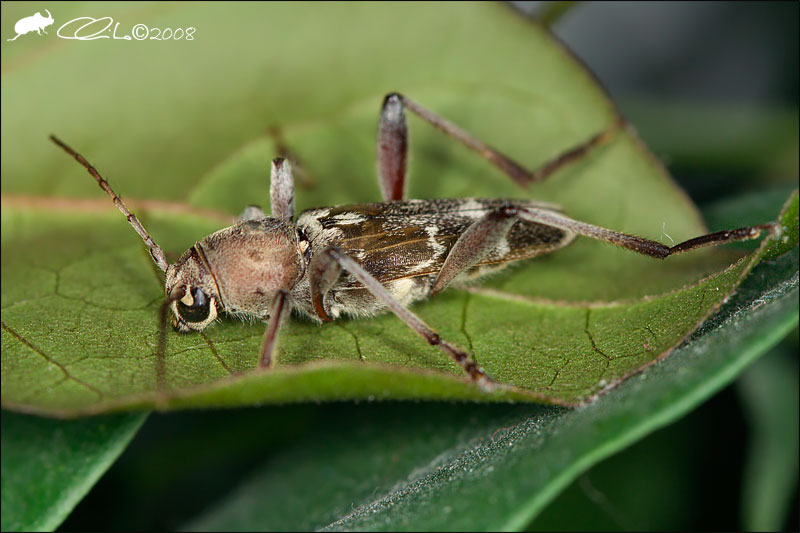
left=376, top=92, right=623, bottom=201
left=431, top=203, right=774, bottom=294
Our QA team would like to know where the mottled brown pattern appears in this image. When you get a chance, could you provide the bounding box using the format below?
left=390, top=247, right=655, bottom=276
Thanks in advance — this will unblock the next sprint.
left=297, top=198, right=574, bottom=289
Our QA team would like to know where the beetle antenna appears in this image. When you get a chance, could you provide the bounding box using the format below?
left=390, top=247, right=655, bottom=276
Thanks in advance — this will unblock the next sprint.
left=50, top=135, right=170, bottom=272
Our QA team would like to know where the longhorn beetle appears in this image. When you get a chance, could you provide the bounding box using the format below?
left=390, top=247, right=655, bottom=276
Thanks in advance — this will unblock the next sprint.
left=50, top=93, right=774, bottom=389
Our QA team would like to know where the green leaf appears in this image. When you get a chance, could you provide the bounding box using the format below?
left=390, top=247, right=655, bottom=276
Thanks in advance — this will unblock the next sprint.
left=0, top=412, right=146, bottom=532
left=1, top=3, right=798, bottom=416
left=183, top=243, right=798, bottom=531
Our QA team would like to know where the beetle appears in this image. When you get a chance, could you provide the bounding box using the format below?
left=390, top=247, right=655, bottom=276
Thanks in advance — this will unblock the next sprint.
left=50, top=93, right=773, bottom=389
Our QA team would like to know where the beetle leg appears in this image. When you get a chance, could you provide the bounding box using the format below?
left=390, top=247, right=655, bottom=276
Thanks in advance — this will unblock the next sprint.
left=385, top=92, right=623, bottom=189
left=515, top=207, right=775, bottom=258
left=314, top=246, right=495, bottom=389
left=432, top=203, right=775, bottom=294
left=377, top=94, right=409, bottom=201
left=238, top=205, right=266, bottom=221
left=308, top=249, right=343, bottom=322
left=269, top=157, right=295, bottom=223
left=246, top=157, right=295, bottom=223
left=259, top=289, right=291, bottom=368
left=431, top=204, right=519, bottom=295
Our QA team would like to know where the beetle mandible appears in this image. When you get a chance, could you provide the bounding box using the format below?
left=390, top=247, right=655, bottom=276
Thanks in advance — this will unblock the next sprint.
left=50, top=93, right=773, bottom=389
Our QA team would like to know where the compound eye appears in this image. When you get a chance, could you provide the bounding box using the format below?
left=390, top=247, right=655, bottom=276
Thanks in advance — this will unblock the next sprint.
left=177, top=287, right=211, bottom=323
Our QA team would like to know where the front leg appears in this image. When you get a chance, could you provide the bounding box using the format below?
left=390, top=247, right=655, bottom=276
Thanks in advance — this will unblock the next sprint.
left=259, top=289, right=291, bottom=368
left=238, top=205, right=266, bottom=221
left=238, top=157, right=296, bottom=223
left=309, top=246, right=494, bottom=389
left=308, top=249, right=343, bottom=323
left=269, top=157, right=295, bottom=223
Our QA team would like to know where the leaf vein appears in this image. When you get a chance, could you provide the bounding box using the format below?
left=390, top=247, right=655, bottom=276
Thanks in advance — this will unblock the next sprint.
left=1, top=320, right=104, bottom=400
left=200, top=331, right=234, bottom=375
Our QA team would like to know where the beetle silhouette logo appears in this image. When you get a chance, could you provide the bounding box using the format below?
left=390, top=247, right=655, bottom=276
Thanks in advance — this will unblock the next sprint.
left=7, top=9, right=54, bottom=41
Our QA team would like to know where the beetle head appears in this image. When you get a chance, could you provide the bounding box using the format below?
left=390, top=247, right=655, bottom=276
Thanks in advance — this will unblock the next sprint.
left=164, top=247, right=220, bottom=332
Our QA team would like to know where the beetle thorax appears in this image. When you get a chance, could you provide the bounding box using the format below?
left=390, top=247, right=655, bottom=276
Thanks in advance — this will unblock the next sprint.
left=196, top=218, right=303, bottom=323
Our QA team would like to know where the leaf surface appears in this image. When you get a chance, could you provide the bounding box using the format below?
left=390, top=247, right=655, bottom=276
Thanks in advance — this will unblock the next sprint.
left=1, top=3, right=797, bottom=416
left=0, top=412, right=146, bottom=532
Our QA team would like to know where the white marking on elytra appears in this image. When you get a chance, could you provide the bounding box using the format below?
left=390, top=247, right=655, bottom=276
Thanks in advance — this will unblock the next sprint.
left=426, top=225, right=446, bottom=254
left=457, top=198, right=487, bottom=218
left=297, top=208, right=344, bottom=242
left=407, top=257, right=436, bottom=275
left=331, top=212, right=368, bottom=225
left=407, top=224, right=447, bottom=274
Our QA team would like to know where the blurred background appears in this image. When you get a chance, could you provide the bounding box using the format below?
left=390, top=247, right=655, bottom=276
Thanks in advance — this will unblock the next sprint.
left=522, top=0, right=799, bottom=203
